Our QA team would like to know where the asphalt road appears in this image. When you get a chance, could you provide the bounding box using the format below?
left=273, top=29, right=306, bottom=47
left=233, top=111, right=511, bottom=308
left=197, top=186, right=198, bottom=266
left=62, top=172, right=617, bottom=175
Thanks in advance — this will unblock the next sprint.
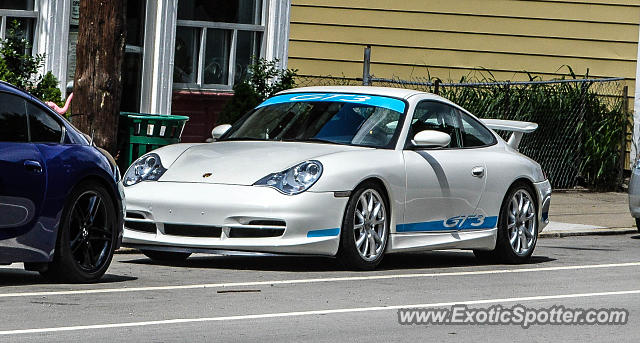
left=1, top=234, right=639, bottom=342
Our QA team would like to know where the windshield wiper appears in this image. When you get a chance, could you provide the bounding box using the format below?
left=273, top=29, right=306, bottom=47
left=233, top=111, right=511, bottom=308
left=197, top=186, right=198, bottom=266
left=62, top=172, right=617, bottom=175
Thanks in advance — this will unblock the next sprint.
left=281, top=138, right=344, bottom=145
left=217, top=137, right=269, bottom=142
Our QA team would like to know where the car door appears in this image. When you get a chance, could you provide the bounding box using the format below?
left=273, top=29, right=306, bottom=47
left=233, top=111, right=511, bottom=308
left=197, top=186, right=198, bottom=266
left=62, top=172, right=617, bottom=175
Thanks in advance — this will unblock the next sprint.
left=401, top=100, right=488, bottom=233
left=0, top=92, right=47, bottom=241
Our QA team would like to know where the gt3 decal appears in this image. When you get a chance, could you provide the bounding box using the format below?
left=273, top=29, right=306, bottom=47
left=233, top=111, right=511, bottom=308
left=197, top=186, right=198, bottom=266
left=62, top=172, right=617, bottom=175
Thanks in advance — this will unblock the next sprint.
left=396, top=215, right=498, bottom=232
left=256, top=93, right=406, bottom=113
left=444, top=215, right=486, bottom=229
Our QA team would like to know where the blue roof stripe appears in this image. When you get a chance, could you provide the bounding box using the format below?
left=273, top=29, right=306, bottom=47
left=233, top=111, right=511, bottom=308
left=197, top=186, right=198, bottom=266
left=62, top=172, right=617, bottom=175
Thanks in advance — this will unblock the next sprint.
left=257, top=93, right=406, bottom=113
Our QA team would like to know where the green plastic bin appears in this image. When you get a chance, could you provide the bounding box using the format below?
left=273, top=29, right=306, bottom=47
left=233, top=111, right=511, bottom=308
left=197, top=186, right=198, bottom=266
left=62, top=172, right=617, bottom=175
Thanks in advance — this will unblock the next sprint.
left=118, top=112, right=189, bottom=169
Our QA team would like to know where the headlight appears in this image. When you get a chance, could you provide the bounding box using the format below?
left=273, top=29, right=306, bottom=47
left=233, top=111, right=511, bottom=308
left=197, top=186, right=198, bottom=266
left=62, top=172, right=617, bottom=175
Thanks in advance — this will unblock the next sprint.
left=123, top=153, right=167, bottom=187
left=254, top=160, right=323, bottom=195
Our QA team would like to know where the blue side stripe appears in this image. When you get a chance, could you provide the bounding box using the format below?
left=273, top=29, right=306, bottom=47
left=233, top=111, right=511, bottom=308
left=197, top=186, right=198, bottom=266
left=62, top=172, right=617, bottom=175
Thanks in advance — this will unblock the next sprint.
left=307, top=228, right=340, bottom=238
left=397, top=216, right=498, bottom=233
left=257, top=93, right=406, bottom=113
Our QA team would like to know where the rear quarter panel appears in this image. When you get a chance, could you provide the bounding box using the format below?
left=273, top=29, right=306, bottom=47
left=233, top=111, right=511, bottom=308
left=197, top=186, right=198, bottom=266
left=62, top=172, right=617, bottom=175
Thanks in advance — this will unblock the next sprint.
left=5, top=143, right=120, bottom=263
left=477, top=144, right=546, bottom=220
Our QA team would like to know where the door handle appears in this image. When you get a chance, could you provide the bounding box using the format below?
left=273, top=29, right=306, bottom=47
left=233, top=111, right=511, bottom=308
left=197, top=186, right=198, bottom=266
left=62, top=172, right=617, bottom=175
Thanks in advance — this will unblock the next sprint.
left=24, top=160, right=43, bottom=173
left=471, top=166, right=484, bottom=177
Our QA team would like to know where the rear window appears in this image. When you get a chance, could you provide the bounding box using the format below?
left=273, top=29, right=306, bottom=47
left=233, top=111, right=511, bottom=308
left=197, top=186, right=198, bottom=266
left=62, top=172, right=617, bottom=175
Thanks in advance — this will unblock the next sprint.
left=0, top=92, right=28, bottom=142
left=27, top=102, right=63, bottom=143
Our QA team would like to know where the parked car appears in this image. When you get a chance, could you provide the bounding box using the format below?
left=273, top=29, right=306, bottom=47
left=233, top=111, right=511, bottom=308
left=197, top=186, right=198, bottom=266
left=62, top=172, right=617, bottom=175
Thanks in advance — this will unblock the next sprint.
left=628, top=161, right=640, bottom=232
left=0, top=81, right=124, bottom=282
left=122, top=86, right=551, bottom=269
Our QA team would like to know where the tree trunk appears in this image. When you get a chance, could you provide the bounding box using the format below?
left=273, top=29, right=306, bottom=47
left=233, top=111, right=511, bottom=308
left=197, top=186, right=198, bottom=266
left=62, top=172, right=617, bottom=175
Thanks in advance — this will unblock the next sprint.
left=72, top=0, right=126, bottom=155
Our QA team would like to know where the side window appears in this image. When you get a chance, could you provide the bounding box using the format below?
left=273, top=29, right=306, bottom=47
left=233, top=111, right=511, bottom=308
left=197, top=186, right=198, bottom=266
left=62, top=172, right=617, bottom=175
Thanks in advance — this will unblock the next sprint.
left=459, top=111, right=496, bottom=147
left=0, top=92, right=28, bottom=142
left=27, top=102, right=62, bottom=143
left=408, top=101, right=462, bottom=148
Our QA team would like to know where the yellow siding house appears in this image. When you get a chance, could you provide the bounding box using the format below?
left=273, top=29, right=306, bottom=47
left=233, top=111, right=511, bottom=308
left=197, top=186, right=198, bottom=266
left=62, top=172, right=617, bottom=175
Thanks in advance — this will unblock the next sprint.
left=289, top=0, right=640, bottom=84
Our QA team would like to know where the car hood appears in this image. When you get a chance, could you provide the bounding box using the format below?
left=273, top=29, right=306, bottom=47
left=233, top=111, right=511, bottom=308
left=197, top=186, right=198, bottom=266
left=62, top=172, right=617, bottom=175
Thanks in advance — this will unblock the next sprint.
left=159, top=141, right=362, bottom=185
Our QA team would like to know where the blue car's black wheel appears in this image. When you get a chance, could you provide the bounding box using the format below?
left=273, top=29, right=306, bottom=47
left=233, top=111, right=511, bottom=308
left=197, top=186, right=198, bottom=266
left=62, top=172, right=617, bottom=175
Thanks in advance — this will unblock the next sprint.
left=42, top=182, right=117, bottom=283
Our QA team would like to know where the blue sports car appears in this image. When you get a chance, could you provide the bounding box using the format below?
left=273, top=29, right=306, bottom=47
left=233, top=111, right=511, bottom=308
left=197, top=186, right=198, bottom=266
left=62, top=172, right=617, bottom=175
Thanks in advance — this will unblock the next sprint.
left=0, top=81, right=124, bottom=282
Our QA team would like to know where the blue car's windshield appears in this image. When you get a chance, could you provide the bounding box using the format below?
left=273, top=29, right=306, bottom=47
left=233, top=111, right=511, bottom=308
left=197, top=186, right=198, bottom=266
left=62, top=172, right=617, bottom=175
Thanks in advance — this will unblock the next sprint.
left=221, top=93, right=406, bottom=148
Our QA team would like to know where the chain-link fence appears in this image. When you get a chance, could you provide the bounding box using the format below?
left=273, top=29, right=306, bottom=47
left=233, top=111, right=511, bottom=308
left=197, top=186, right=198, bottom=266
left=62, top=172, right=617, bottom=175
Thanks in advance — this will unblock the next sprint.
left=296, top=74, right=630, bottom=190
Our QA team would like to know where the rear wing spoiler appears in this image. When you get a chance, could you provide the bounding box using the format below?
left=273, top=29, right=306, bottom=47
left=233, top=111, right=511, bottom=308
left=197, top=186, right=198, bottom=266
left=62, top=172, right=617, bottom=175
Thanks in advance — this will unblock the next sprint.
left=480, top=119, right=538, bottom=150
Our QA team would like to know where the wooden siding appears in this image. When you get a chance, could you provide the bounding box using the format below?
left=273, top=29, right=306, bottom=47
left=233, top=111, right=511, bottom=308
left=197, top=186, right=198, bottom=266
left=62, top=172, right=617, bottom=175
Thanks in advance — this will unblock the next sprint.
left=288, top=0, right=640, bottom=87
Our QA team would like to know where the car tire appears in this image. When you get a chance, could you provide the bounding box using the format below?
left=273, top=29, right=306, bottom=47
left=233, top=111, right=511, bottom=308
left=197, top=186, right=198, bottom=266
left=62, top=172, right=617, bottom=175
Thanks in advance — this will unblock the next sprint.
left=141, top=250, right=191, bottom=262
left=41, top=182, right=118, bottom=283
left=474, top=182, right=538, bottom=264
left=337, top=182, right=390, bottom=270
left=636, top=218, right=640, bottom=233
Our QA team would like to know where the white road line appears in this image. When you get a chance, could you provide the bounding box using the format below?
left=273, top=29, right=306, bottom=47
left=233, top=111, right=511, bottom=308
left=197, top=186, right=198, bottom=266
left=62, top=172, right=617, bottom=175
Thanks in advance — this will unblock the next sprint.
left=1, top=289, right=639, bottom=336
left=1, top=261, right=639, bottom=299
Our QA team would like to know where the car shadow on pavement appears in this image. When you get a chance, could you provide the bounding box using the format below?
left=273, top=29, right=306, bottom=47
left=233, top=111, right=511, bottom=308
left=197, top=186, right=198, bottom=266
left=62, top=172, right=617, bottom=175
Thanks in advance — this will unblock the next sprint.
left=541, top=245, right=620, bottom=251
left=0, top=268, right=137, bottom=287
left=630, top=235, right=640, bottom=240
left=378, top=251, right=555, bottom=270
left=123, top=250, right=555, bottom=272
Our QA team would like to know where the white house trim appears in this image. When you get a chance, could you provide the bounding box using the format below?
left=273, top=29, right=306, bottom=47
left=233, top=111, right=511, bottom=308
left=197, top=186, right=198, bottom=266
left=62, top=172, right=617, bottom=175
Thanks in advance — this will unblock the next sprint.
left=34, top=0, right=71, bottom=96
left=264, top=0, right=291, bottom=69
left=139, top=0, right=178, bottom=115
left=633, top=22, right=640, bottom=167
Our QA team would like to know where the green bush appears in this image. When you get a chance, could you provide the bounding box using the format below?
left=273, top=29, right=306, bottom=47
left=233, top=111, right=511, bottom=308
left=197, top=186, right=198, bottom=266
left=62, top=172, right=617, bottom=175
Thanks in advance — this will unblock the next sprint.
left=430, top=70, right=627, bottom=190
left=0, top=20, right=63, bottom=106
left=217, top=58, right=297, bottom=125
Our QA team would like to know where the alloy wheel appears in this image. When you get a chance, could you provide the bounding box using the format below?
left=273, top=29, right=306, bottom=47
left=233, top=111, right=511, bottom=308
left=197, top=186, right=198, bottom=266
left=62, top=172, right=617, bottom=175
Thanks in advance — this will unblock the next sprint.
left=353, top=189, right=387, bottom=261
left=68, top=190, right=113, bottom=272
left=507, top=189, right=537, bottom=256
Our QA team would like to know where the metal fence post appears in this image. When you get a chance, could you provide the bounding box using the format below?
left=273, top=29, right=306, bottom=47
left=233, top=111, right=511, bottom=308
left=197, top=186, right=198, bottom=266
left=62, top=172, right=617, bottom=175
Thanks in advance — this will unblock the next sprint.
left=434, top=79, right=440, bottom=95
left=504, top=83, right=511, bottom=118
left=620, top=85, right=630, bottom=187
left=362, top=45, right=371, bottom=86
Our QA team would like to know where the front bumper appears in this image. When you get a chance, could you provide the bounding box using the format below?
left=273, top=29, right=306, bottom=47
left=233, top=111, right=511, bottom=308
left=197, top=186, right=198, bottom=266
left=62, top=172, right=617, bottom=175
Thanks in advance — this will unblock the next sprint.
left=629, top=168, right=640, bottom=217
left=122, top=182, right=348, bottom=256
left=534, top=179, right=552, bottom=232
left=116, top=180, right=125, bottom=249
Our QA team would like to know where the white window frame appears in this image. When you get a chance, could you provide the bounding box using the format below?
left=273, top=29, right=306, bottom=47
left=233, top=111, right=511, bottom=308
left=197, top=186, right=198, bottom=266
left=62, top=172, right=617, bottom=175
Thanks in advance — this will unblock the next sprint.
left=140, top=0, right=289, bottom=115
left=0, top=9, right=38, bottom=45
left=173, top=2, right=267, bottom=91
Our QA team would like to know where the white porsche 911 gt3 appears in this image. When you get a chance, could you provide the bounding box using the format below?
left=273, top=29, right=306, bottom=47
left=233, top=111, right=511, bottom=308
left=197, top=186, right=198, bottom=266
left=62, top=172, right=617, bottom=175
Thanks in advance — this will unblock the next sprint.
left=122, top=86, right=551, bottom=269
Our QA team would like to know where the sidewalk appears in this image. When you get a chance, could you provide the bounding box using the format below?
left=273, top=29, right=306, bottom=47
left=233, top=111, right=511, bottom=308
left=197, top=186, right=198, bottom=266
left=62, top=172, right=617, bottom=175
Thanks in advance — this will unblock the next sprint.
left=541, top=191, right=638, bottom=237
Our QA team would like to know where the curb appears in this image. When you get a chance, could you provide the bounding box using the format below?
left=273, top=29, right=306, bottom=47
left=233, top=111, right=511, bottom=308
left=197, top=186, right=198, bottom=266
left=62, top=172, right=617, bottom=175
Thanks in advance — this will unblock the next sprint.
left=539, top=227, right=638, bottom=238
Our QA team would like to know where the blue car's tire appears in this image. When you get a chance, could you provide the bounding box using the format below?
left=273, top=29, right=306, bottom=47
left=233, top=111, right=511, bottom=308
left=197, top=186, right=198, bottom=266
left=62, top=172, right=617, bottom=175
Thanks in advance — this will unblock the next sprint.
left=41, top=181, right=117, bottom=283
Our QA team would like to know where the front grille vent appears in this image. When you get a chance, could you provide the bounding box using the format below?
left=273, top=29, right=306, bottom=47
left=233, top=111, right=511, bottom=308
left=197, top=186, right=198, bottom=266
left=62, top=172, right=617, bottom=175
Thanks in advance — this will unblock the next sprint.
left=164, top=224, right=222, bottom=238
left=125, top=221, right=156, bottom=233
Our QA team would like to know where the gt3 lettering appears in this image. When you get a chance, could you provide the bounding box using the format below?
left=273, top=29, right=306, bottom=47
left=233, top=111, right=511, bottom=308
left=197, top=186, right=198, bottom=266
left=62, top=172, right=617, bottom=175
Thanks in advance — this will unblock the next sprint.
left=443, top=215, right=485, bottom=229
left=288, top=94, right=371, bottom=102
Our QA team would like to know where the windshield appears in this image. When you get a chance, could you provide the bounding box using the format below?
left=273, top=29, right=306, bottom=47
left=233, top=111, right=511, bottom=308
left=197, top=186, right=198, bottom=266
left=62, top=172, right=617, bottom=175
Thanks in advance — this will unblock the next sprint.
left=221, top=93, right=406, bottom=148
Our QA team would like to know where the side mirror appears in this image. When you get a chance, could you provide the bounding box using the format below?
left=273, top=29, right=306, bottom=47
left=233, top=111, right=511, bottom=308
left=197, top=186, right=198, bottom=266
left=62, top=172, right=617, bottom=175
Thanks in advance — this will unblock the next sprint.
left=211, top=124, right=232, bottom=140
left=411, top=130, right=451, bottom=148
